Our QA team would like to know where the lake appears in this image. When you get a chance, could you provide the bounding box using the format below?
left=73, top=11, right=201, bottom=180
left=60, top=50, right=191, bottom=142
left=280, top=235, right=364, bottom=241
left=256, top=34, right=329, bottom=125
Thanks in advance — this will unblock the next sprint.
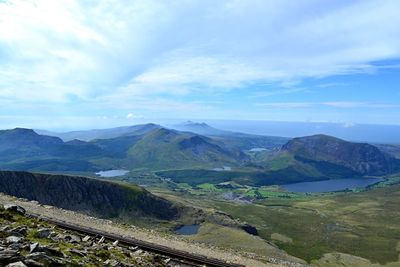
left=282, top=178, right=382, bottom=193
left=212, top=166, right=232, bottom=171
left=175, top=224, right=200, bottom=235
left=95, top=169, right=129, bottom=177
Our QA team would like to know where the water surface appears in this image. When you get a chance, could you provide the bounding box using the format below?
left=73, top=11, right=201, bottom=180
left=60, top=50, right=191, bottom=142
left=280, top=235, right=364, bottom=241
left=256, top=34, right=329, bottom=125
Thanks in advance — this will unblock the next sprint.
left=175, top=224, right=200, bottom=235
left=282, top=178, right=382, bottom=193
left=95, top=169, right=129, bottom=177
left=212, top=166, right=232, bottom=171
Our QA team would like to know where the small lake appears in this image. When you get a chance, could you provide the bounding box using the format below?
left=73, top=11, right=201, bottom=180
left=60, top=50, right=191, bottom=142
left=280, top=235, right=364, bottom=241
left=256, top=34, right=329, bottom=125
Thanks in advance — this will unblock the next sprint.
left=175, top=224, right=200, bottom=235
left=212, top=166, right=232, bottom=171
left=282, top=178, right=383, bottom=193
left=249, top=148, right=267, bottom=152
left=95, top=169, right=129, bottom=177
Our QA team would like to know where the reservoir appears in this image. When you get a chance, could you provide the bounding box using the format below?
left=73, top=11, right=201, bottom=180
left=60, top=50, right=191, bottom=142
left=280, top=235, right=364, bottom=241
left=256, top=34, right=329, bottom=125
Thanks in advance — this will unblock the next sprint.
left=282, top=178, right=382, bottom=193
left=175, top=224, right=201, bottom=235
left=95, top=169, right=129, bottom=177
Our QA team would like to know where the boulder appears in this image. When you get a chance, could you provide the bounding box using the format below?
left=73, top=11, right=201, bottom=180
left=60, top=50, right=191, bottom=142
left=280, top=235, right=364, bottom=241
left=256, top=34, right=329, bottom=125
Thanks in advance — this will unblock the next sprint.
left=9, top=226, right=27, bottom=237
left=36, top=228, right=51, bottom=239
left=82, top=235, right=91, bottom=242
left=0, top=249, right=22, bottom=264
left=6, top=261, right=27, bottom=267
left=6, top=236, right=23, bottom=244
left=30, top=243, right=39, bottom=253
left=64, top=234, right=81, bottom=243
left=23, top=259, right=44, bottom=267
left=98, top=236, right=105, bottom=243
left=4, top=205, right=26, bottom=215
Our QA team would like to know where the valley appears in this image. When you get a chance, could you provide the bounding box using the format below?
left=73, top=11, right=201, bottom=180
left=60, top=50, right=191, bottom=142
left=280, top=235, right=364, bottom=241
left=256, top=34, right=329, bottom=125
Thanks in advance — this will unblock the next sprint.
left=2, top=2, right=399, bottom=266
left=143, top=174, right=400, bottom=266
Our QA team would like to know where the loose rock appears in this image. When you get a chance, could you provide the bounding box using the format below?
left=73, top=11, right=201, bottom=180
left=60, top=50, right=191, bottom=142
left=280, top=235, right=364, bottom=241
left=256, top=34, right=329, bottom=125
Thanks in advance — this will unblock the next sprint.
left=4, top=205, right=26, bottom=215
left=6, top=261, right=27, bottom=267
left=6, top=236, right=23, bottom=244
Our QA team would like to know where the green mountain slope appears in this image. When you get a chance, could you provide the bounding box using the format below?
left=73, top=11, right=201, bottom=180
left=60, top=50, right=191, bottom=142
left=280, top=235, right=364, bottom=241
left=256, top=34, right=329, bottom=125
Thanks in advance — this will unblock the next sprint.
left=126, top=128, right=247, bottom=170
left=282, top=134, right=399, bottom=175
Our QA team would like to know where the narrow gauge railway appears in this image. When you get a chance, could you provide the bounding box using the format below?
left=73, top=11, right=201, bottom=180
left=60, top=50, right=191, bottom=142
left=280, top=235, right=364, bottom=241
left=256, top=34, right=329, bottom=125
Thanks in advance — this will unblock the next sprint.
left=27, top=213, right=245, bottom=267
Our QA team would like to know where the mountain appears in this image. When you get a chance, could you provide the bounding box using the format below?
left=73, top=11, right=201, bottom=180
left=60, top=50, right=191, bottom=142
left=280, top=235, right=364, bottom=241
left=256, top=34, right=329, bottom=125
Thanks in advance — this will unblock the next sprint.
left=0, top=170, right=179, bottom=220
left=282, top=134, right=399, bottom=176
left=36, top=123, right=161, bottom=141
left=125, top=128, right=248, bottom=170
left=0, top=128, right=64, bottom=157
left=2, top=127, right=398, bottom=185
left=170, top=121, right=289, bottom=150
left=0, top=128, right=101, bottom=171
left=0, top=126, right=251, bottom=172
left=170, top=121, right=230, bottom=136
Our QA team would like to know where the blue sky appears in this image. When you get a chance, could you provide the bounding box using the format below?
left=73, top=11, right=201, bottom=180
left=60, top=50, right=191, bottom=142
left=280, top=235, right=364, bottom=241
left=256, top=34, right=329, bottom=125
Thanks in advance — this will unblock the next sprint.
left=0, top=0, right=400, bottom=130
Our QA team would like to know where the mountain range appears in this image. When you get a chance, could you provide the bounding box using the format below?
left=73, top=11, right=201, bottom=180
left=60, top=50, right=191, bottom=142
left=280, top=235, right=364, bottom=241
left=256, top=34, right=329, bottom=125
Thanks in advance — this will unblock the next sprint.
left=1, top=122, right=399, bottom=186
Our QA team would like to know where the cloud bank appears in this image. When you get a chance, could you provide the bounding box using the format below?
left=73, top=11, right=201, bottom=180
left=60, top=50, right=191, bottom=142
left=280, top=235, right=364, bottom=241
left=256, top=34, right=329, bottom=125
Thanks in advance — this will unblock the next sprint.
left=0, top=0, right=400, bottom=128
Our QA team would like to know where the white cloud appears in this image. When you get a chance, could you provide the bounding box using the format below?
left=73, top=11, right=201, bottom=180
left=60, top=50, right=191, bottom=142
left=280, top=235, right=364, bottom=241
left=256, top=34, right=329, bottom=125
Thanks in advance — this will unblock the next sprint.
left=126, top=113, right=143, bottom=119
left=1, top=0, right=400, bottom=128
left=342, top=122, right=356, bottom=128
left=0, top=0, right=399, bottom=101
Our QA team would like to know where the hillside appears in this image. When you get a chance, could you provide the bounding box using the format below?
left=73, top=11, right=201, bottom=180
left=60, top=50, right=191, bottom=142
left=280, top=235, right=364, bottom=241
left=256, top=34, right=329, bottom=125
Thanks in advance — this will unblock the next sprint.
left=282, top=134, right=399, bottom=175
left=0, top=128, right=64, bottom=158
left=0, top=171, right=179, bottom=220
left=126, top=128, right=248, bottom=170
left=0, top=128, right=101, bottom=171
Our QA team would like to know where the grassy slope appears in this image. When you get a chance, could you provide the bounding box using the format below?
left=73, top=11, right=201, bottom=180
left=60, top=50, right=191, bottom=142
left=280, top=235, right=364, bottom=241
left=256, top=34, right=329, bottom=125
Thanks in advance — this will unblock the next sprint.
left=126, top=129, right=239, bottom=170
left=213, top=184, right=400, bottom=264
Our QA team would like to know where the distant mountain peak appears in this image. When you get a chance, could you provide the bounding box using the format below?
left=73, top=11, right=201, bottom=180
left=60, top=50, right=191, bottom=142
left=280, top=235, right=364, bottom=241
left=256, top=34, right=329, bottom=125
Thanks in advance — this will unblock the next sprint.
left=10, top=128, right=37, bottom=135
left=181, top=121, right=209, bottom=127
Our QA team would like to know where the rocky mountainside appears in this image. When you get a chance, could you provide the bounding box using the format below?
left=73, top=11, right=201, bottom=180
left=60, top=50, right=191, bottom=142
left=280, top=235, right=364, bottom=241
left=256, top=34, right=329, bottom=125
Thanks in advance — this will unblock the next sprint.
left=0, top=171, right=179, bottom=221
left=282, top=134, right=399, bottom=175
left=0, top=204, right=181, bottom=266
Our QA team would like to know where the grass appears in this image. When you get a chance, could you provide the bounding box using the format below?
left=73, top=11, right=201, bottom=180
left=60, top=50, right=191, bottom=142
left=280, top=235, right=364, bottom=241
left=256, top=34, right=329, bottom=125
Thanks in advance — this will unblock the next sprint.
left=149, top=176, right=400, bottom=265
left=212, top=185, right=400, bottom=264
left=186, top=223, right=293, bottom=259
left=197, top=183, right=223, bottom=192
left=245, top=189, right=302, bottom=199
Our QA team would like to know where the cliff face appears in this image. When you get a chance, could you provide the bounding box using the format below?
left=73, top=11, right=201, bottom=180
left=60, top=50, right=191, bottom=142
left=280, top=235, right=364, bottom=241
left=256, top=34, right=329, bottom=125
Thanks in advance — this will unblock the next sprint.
left=0, top=171, right=179, bottom=220
left=282, top=134, right=398, bottom=175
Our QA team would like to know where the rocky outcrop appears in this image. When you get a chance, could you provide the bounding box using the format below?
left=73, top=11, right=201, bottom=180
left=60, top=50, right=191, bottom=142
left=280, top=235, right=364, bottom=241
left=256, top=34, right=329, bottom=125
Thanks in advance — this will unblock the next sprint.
left=0, top=171, right=179, bottom=221
left=0, top=205, right=178, bottom=266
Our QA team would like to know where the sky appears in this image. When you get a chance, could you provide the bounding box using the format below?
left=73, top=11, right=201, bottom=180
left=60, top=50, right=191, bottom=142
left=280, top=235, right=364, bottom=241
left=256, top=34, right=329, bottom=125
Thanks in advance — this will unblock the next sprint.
left=0, top=0, right=400, bottom=130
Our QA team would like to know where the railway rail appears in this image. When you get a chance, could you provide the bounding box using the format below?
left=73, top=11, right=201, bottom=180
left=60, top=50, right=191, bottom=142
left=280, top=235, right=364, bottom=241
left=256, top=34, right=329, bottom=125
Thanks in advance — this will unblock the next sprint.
left=27, top=213, right=245, bottom=267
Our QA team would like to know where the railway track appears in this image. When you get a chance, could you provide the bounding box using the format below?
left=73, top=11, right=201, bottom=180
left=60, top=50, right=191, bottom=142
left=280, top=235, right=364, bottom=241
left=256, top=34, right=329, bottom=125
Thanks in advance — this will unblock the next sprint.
left=27, top=213, right=245, bottom=267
